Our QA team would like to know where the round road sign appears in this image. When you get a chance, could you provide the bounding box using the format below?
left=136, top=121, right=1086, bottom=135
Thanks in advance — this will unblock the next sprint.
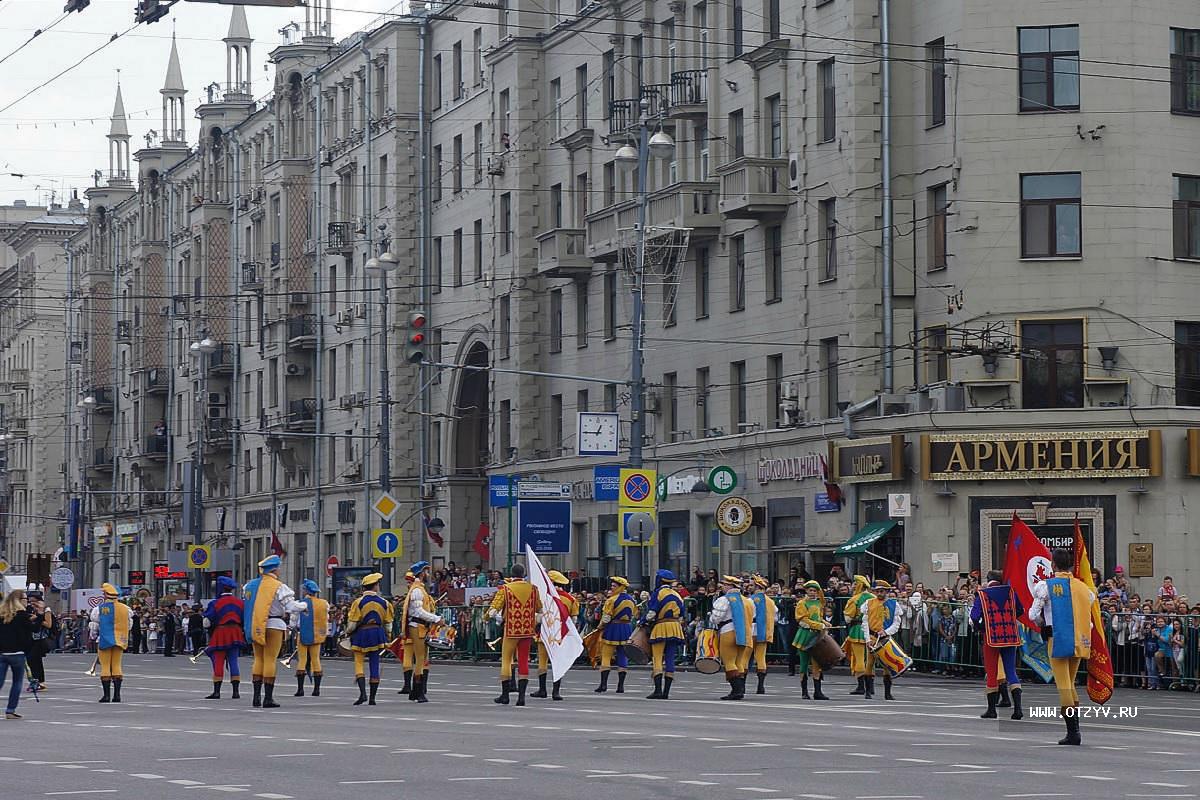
left=715, top=496, right=754, bottom=536
left=707, top=465, right=738, bottom=495
left=51, top=567, right=75, bottom=590
left=326, top=555, right=339, bottom=577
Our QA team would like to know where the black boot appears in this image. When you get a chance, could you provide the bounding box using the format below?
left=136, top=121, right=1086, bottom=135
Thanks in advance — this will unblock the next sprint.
left=756, top=672, right=767, bottom=695
left=616, top=671, right=626, bottom=694
left=594, top=670, right=610, bottom=693
left=1010, top=688, right=1024, bottom=720
left=99, top=679, right=111, bottom=703
left=850, top=676, right=865, bottom=695
left=516, top=678, right=528, bottom=707
left=231, top=681, right=241, bottom=699
left=262, top=682, right=278, bottom=709
left=368, top=681, right=379, bottom=706
left=294, top=674, right=306, bottom=697
left=883, top=675, right=894, bottom=701
left=552, top=680, right=564, bottom=701
left=252, top=680, right=262, bottom=708
left=414, top=674, right=429, bottom=704
left=788, top=653, right=797, bottom=676
left=647, top=674, right=664, bottom=699
left=801, top=676, right=810, bottom=699
left=311, top=675, right=321, bottom=697
left=206, top=681, right=222, bottom=700
left=408, top=673, right=421, bottom=702
left=981, top=691, right=999, bottom=719
left=730, top=675, right=746, bottom=700
left=531, top=674, right=548, bottom=699
left=399, top=670, right=412, bottom=695
left=812, top=678, right=829, bottom=700
left=112, top=679, right=122, bottom=703
left=1058, top=707, right=1081, bottom=745
left=494, top=679, right=512, bottom=705
left=864, top=676, right=875, bottom=699
left=998, top=683, right=1012, bottom=708
left=354, top=677, right=368, bottom=705
left=662, top=676, right=673, bottom=700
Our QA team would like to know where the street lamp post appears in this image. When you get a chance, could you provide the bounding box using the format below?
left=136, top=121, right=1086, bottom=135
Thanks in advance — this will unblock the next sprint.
left=614, top=98, right=674, bottom=589
left=365, top=238, right=399, bottom=592
left=190, top=334, right=217, bottom=602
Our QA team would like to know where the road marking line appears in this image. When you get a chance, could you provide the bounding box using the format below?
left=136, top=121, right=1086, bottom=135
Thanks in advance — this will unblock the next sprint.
left=449, top=778, right=514, bottom=782
left=44, top=792, right=120, bottom=796
left=168, top=781, right=206, bottom=786
left=441, top=753, right=475, bottom=758
left=1019, top=770, right=1056, bottom=775
left=1003, top=795, right=1072, bottom=798
left=202, top=789, right=249, bottom=794
left=798, top=795, right=837, bottom=799
left=1075, top=776, right=1115, bottom=781
left=486, top=759, right=518, bottom=764
left=529, top=764, right=566, bottom=769
left=264, top=754, right=324, bottom=758
left=494, top=748, right=547, bottom=752
left=847, top=753, right=882, bottom=758
left=950, top=764, right=992, bottom=769
left=738, top=788, right=782, bottom=794
left=856, top=796, right=926, bottom=799
left=678, top=781, right=718, bottom=786
left=931, top=771, right=996, bottom=775
left=813, top=771, right=880, bottom=775
left=358, top=745, right=387, bottom=749
left=130, top=773, right=166, bottom=779
left=701, top=773, right=763, bottom=777
left=1143, top=784, right=1189, bottom=789
left=1149, top=752, right=1186, bottom=756
left=611, top=745, right=652, bottom=749
left=55, top=765, right=90, bottom=770
left=158, top=757, right=219, bottom=762
left=337, top=781, right=405, bottom=785
left=254, top=794, right=294, bottom=799
left=895, top=758, right=935, bottom=764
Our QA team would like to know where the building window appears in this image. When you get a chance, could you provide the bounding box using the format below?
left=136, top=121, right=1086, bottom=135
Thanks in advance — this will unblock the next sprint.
left=1175, top=322, right=1200, bottom=405
left=1021, top=173, right=1081, bottom=258
left=764, top=225, right=782, bottom=301
left=1018, top=25, right=1079, bottom=112
left=1174, top=175, right=1200, bottom=259
left=604, top=383, right=618, bottom=412
left=1172, top=28, right=1200, bottom=114
left=432, top=145, right=442, bottom=202
left=766, top=0, right=780, bottom=40
left=695, top=245, right=710, bottom=318
left=696, top=367, right=710, bottom=435
left=1021, top=320, right=1083, bottom=409
left=662, top=257, right=678, bottom=327
left=730, top=361, right=747, bottom=431
left=926, top=325, right=948, bottom=383
left=731, top=0, right=744, bottom=57
left=819, top=198, right=837, bottom=280
left=818, top=59, right=836, bottom=142
left=729, top=235, right=745, bottom=311
left=431, top=237, right=443, bottom=294
left=549, top=289, right=563, bottom=353
left=663, top=372, right=678, bottom=440
left=452, top=135, right=463, bottom=193
left=928, top=184, right=948, bottom=270
left=766, top=94, right=782, bottom=158
left=577, top=389, right=589, bottom=414
left=575, top=172, right=589, bottom=224
left=550, top=394, right=564, bottom=455
left=821, top=337, right=839, bottom=418
left=452, top=228, right=463, bottom=287
left=576, top=64, right=588, bottom=127
left=550, top=183, right=563, bottom=228
left=452, top=41, right=463, bottom=100
left=603, top=161, right=616, bottom=206
left=603, top=270, right=617, bottom=340
left=473, top=28, right=483, bottom=86
left=499, top=399, right=512, bottom=456
left=499, top=192, right=512, bottom=254
left=767, top=354, right=783, bottom=428
left=499, top=294, right=511, bottom=359
left=432, top=54, right=442, bottom=110
left=473, top=218, right=483, bottom=279
left=728, top=110, right=744, bottom=159
left=499, top=89, right=510, bottom=139
left=473, top=123, right=483, bottom=183
left=928, top=38, right=946, bottom=126
left=602, top=49, right=614, bottom=112
left=576, top=278, right=589, bottom=348
left=550, top=78, right=562, bottom=138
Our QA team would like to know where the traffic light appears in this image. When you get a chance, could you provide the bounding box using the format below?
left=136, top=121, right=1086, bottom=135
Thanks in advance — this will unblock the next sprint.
left=64, top=0, right=91, bottom=12
left=135, top=0, right=171, bottom=24
left=403, top=310, right=427, bottom=365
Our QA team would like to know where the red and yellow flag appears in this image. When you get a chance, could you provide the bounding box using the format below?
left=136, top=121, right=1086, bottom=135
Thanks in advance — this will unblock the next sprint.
left=1072, top=515, right=1114, bottom=704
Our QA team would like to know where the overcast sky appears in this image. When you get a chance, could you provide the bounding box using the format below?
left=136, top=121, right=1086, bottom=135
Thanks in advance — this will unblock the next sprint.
left=0, top=0, right=406, bottom=206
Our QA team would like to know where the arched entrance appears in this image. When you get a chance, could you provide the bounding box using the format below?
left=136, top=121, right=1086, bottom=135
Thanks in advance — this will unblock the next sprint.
left=453, top=342, right=490, bottom=475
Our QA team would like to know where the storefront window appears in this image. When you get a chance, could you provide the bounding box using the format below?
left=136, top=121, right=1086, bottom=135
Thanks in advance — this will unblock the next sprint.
left=698, top=514, right=720, bottom=573
left=661, top=526, right=688, bottom=578
left=861, top=499, right=905, bottom=573
left=598, top=514, right=621, bottom=577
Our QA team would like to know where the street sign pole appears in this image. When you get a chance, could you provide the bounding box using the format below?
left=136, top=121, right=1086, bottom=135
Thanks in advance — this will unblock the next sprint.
left=506, top=473, right=518, bottom=571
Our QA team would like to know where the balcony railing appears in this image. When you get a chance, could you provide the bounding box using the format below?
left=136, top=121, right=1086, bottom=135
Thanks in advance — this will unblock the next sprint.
left=6, top=469, right=26, bottom=486
left=91, top=447, right=115, bottom=470
left=584, top=199, right=638, bottom=262
left=607, top=99, right=639, bottom=133
left=204, top=417, right=235, bottom=447
left=669, top=70, right=708, bottom=114
left=646, top=181, right=721, bottom=235
left=287, top=314, right=318, bottom=346
left=90, top=386, right=114, bottom=412
left=326, top=221, right=354, bottom=254
left=285, top=398, right=317, bottom=431
left=144, top=367, right=169, bottom=394
left=206, top=344, right=239, bottom=375
left=142, top=435, right=169, bottom=459
left=9, top=369, right=29, bottom=388
left=116, top=320, right=132, bottom=343
left=9, top=418, right=27, bottom=436
left=717, top=157, right=792, bottom=219
left=536, top=228, right=592, bottom=278
left=241, top=262, right=263, bottom=289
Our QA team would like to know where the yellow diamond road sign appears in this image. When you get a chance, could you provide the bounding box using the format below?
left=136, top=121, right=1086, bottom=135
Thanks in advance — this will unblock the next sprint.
left=0, top=557, right=9, bottom=574
left=372, top=492, right=400, bottom=522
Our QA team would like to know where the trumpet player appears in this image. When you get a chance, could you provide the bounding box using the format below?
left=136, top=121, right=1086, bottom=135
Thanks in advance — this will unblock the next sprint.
left=88, top=583, right=131, bottom=703
left=292, top=580, right=329, bottom=698
left=201, top=576, right=245, bottom=700
left=488, top=562, right=542, bottom=707
left=347, top=572, right=393, bottom=706
left=399, top=562, right=439, bottom=703
left=243, top=555, right=306, bottom=709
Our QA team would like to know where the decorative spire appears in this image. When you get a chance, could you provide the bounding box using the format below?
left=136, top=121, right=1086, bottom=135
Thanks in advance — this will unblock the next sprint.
left=109, top=82, right=129, bottom=140
left=224, top=6, right=253, bottom=100
left=163, top=33, right=184, bottom=94
left=226, top=5, right=251, bottom=42
left=107, top=80, right=131, bottom=184
left=161, top=34, right=187, bottom=144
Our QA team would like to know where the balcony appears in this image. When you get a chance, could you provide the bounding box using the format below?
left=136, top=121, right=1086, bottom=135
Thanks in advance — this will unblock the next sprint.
left=717, top=157, right=792, bottom=219
left=669, top=70, right=708, bottom=117
left=326, top=221, right=354, bottom=255
left=646, top=181, right=721, bottom=237
left=284, top=398, right=317, bottom=432
left=143, top=367, right=169, bottom=395
left=536, top=228, right=592, bottom=279
left=9, top=369, right=29, bottom=389
left=90, top=386, right=115, bottom=413
left=6, top=469, right=26, bottom=486
left=583, top=199, right=638, bottom=263
left=204, top=417, right=235, bottom=449
left=240, top=262, right=263, bottom=290
left=90, top=447, right=115, bottom=472
left=607, top=99, right=639, bottom=135
left=9, top=418, right=27, bottom=436
left=206, top=344, right=239, bottom=375
left=287, top=314, right=318, bottom=348
left=143, top=492, right=167, bottom=508
left=141, top=435, right=169, bottom=461
left=116, top=320, right=132, bottom=344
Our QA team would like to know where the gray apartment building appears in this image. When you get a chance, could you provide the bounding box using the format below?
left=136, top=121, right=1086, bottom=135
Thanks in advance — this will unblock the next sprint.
left=20, top=0, right=1200, bottom=598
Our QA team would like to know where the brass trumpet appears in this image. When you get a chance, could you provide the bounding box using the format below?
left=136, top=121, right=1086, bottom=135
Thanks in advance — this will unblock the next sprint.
left=279, top=631, right=300, bottom=667
left=486, top=636, right=503, bottom=650
left=190, top=651, right=206, bottom=664
left=84, top=658, right=100, bottom=676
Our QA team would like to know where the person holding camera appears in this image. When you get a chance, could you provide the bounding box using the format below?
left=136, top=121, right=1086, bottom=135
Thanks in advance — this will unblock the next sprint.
left=23, top=591, right=53, bottom=693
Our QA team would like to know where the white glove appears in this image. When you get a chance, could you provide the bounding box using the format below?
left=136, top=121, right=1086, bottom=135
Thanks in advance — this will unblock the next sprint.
left=202, top=618, right=211, bottom=629
left=487, top=609, right=501, bottom=622
left=600, top=614, right=612, bottom=625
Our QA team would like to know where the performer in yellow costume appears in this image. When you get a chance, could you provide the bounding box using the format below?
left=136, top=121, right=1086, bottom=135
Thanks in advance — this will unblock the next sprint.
left=531, top=570, right=579, bottom=701
left=791, top=580, right=830, bottom=700
left=1029, top=548, right=1095, bottom=745
left=489, top=562, right=543, bottom=706
left=709, top=575, right=755, bottom=700
left=346, top=572, right=394, bottom=706
left=88, top=583, right=130, bottom=703
left=842, top=574, right=873, bottom=695
left=398, top=561, right=440, bottom=702
left=243, top=554, right=306, bottom=709
left=748, top=575, right=777, bottom=695
left=292, top=579, right=329, bottom=697
left=594, top=576, right=636, bottom=694
left=864, top=579, right=901, bottom=700
left=643, top=569, right=685, bottom=700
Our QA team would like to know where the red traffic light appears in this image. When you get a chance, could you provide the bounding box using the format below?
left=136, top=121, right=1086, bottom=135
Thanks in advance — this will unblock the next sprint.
left=409, top=332, right=425, bottom=345
left=408, top=311, right=427, bottom=329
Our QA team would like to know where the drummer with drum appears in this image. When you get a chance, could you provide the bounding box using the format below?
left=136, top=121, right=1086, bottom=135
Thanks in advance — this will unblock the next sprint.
left=709, top=575, right=756, bottom=701
left=398, top=562, right=440, bottom=703
left=594, top=577, right=637, bottom=694
left=865, top=579, right=904, bottom=700
left=791, top=580, right=832, bottom=700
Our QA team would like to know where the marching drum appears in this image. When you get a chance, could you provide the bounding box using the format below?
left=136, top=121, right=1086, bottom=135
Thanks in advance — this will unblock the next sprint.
left=871, top=636, right=913, bottom=677
left=626, top=626, right=651, bottom=666
left=336, top=637, right=354, bottom=657
left=693, top=628, right=722, bottom=675
left=805, top=632, right=845, bottom=671
left=427, top=625, right=457, bottom=651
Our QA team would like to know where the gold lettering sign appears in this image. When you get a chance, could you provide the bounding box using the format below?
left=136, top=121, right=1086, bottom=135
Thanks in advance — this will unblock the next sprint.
left=921, top=430, right=1161, bottom=481
left=829, top=435, right=905, bottom=484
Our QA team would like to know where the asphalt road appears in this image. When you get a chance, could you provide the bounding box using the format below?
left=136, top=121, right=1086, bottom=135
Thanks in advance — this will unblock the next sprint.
left=3, top=653, right=1198, bottom=800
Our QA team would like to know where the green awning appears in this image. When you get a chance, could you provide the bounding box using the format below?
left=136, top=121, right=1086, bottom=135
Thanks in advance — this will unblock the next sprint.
left=835, top=520, right=898, bottom=555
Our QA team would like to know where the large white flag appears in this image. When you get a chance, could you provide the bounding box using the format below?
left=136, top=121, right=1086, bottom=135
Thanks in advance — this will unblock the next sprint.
left=526, top=545, right=585, bottom=681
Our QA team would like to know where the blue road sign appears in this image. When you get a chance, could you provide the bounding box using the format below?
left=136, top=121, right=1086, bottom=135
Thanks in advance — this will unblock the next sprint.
left=517, top=498, right=572, bottom=554
left=489, top=474, right=515, bottom=508
left=593, top=466, right=621, bottom=501
left=814, top=493, right=841, bottom=513
left=624, top=473, right=652, bottom=503
left=372, top=529, right=402, bottom=558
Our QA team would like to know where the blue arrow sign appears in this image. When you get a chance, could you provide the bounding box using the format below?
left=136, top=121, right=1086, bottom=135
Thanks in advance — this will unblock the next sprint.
left=372, top=529, right=402, bottom=558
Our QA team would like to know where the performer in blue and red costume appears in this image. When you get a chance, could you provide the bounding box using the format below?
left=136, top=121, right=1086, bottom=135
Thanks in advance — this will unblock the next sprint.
left=202, top=576, right=245, bottom=700
left=643, top=569, right=685, bottom=700
left=971, top=569, right=1025, bottom=720
left=346, top=572, right=393, bottom=706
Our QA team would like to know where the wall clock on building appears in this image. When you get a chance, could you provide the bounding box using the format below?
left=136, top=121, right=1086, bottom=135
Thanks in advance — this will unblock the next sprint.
left=577, top=411, right=619, bottom=456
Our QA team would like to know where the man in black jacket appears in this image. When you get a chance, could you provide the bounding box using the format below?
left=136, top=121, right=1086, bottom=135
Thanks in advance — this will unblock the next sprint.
left=162, top=607, right=177, bottom=657
left=188, top=605, right=206, bottom=655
